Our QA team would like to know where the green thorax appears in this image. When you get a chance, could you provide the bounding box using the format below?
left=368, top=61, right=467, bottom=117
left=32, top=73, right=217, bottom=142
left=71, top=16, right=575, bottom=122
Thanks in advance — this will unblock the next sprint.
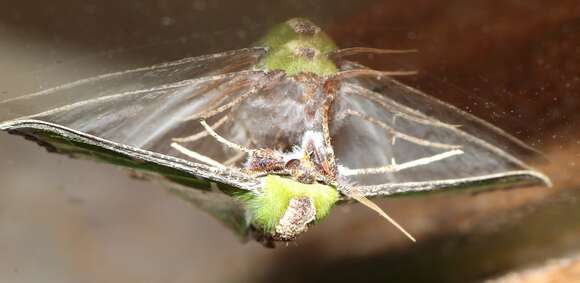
left=256, top=18, right=339, bottom=76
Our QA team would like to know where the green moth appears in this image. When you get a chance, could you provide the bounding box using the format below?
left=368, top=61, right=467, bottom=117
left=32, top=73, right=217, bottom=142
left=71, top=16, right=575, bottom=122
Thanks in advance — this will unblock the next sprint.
left=0, top=18, right=550, bottom=246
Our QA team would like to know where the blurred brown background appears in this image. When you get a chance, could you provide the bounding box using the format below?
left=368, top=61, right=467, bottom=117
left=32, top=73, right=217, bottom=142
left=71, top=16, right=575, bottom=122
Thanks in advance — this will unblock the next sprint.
left=1, top=1, right=579, bottom=282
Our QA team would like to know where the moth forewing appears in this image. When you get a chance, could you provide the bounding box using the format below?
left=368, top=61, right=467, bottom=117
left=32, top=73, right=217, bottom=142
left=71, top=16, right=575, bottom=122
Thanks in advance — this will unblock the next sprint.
left=337, top=60, right=546, bottom=161
left=0, top=47, right=272, bottom=240
left=0, top=48, right=266, bottom=123
left=0, top=120, right=261, bottom=191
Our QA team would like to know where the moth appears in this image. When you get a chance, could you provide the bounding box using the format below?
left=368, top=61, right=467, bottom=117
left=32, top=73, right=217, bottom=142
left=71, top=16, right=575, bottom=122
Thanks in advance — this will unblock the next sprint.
left=0, top=18, right=550, bottom=246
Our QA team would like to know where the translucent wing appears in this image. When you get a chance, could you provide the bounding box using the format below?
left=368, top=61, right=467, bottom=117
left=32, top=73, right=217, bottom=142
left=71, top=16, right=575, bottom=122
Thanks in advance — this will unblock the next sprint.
left=338, top=61, right=544, bottom=160
left=0, top=48, right=268, bottom=193
left=1, top=48, right=266, bottom=122
left=331, top=68, right=549, bottom=197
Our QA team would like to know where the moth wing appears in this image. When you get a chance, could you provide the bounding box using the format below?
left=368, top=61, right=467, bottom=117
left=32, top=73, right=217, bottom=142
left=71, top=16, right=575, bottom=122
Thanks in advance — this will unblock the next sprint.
left=0, top=48, right=268, bottom=192
left=332, top=78, right=550, bottom=197
left=1, top=47, right=265, bottom=123
left=338, top=61, right=544, bottom=161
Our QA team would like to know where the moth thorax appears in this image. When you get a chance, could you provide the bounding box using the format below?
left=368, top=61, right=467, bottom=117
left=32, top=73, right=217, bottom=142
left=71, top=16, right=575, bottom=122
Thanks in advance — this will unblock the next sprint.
left=273, top=196, right=316, bottom=241
left=286, top=18, right=321, bottom=36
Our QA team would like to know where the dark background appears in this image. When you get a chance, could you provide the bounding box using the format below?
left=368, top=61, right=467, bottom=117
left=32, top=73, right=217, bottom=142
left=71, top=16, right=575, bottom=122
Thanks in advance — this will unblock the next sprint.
left=1, top=1, right=579, bottom=282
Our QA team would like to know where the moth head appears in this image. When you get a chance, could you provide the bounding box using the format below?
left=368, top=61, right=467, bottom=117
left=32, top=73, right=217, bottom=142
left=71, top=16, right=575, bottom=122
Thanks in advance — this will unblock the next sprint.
left=273, top=196, right=316, bottom=241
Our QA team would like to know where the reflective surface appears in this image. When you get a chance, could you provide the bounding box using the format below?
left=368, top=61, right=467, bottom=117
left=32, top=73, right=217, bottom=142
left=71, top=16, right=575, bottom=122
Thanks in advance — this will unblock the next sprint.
left=1, top=1, right=579, bottom=282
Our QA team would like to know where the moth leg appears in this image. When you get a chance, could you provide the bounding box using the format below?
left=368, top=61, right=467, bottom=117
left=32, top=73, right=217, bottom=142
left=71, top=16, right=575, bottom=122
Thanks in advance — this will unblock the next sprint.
left=170, top=116, right=252, bottom=168
left=195, top=70, right=286, bottom=152
left=342, top=109, right=461, bottom=150
left=170, top=142, right=227, bottom=169
left=171, top=138, right=249, bottom=169
left=321, top=81, right=339, bottom=177
left=199, top=120, right=253, bottom=153
left=198, top=120, right=293, bottom=176
left=339, top=149, right=463, bottom=176
left=173, top=115, right=229, bottom=143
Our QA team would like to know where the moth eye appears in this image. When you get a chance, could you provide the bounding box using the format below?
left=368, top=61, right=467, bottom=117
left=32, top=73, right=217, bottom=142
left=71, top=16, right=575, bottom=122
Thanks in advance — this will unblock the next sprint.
left=285, top=159, right=301, bottom=170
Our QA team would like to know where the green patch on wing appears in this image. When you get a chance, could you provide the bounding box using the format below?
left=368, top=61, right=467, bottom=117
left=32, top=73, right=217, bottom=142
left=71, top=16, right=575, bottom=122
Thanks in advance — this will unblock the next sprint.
left=239, top=175, right=339, bottom=233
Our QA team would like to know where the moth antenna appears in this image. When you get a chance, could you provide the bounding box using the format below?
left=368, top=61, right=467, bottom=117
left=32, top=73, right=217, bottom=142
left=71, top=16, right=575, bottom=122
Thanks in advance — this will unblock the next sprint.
left=330, top=47, right=418, bottom=59
left=349, top=191, right=416, bottom=242
left=333, top=69, right=418, bottom=80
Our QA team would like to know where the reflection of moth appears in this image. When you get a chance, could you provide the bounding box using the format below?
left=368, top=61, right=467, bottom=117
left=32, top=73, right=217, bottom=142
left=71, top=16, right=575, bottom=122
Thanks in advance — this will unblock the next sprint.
left=0, top=18, right=550, bottom=245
